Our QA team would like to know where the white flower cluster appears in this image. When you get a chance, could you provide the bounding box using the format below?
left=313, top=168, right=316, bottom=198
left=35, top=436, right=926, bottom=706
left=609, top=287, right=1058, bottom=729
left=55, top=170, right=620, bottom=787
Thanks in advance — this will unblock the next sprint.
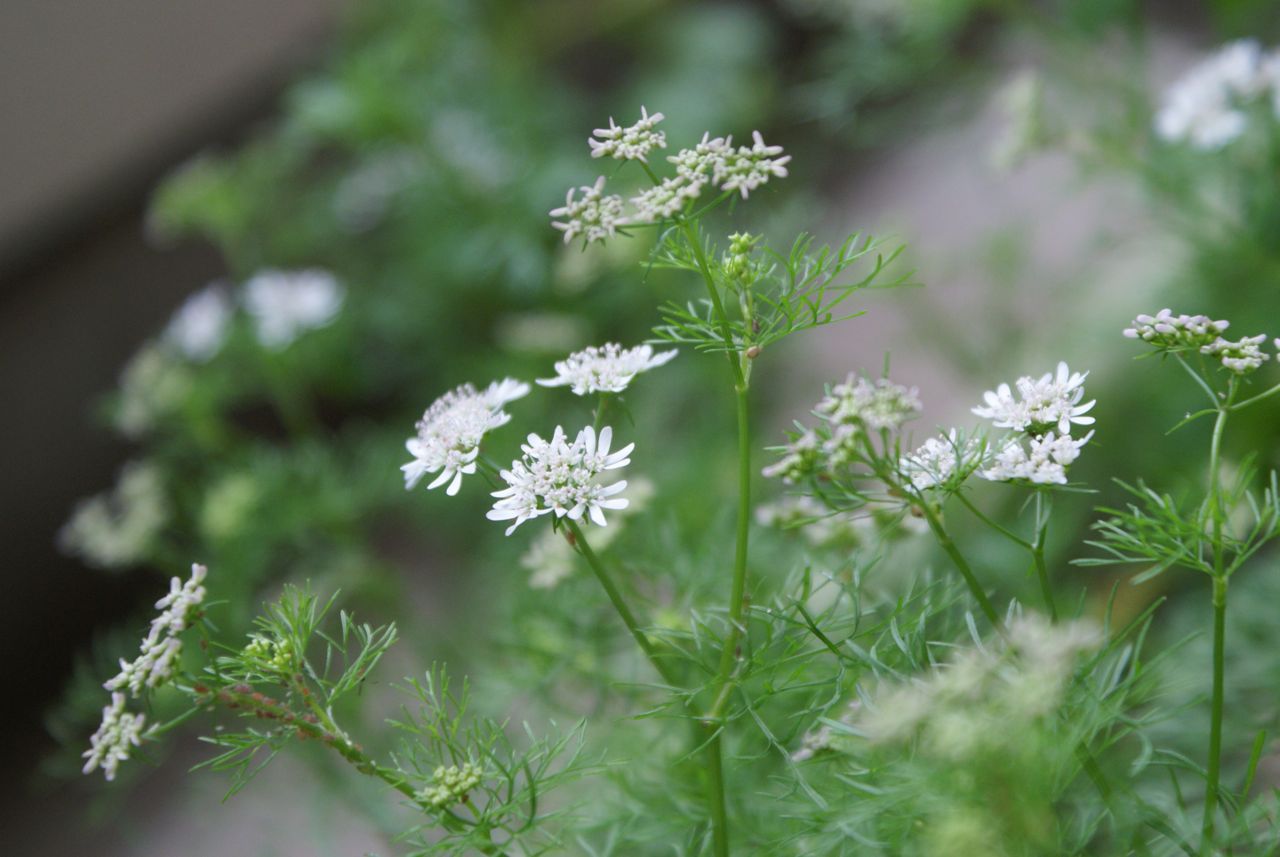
left=105, top=563, right=208, bottom=696
left=402, top=379, right=530, bottom=496
left=972, top=362, right=1095, bottom=485
left=1123, top=308, right=1230, bottom=349
left=1155, top=39, right=1280, bottom=150
left=763, top=375, right=921, bottom=485
left=550, top=176, right=627, bottom=246
left=488, top=425, right=632, bottom=535
left=900, top=430, right=982, bottom=491
left=981, top=431, right=1090, bottom=486
left=1201, top=334, right=1271, bottom=374
left=86, top=564, right=207, bottom=781
left=1125, top=309, right=1274, bottom=374
left=420, top=762, right=484, bottom=807
left=114, top=345, right=193, bottom=437
left=972, top=362, right=1095, bottom=437
left=537, top=342, right=677, bottom=396
left=761, top=427, right=821, bottom=484
left=857, top=614, right=1102, bottom=752
left=552, top=109, right=790, bottom=242
left=157, top=269, right=345, bottom=367
left=165, top=284, right=234, bottom=362
left=589, top=106, right=666, bottom=162
left=82, top=692, right=146, bottom=781
left=244, top=269, right=345, bottom=350
left=816, top=375, right=922, bottom=432
left=60, top=461, right=168, bottom=569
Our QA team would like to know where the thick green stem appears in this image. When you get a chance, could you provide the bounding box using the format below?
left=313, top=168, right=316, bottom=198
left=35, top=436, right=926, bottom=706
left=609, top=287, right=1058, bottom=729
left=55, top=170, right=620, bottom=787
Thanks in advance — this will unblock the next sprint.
left=1201, top=389, right=1232, bottom=852
left=677, top=219, right=745, bottom=388
left=670, top=216, right=749, bottom=857
left=566, top=520, right=680, bottom=688
left=1202, top=576, right=1228, bottom=852
left=918, top=501, right=1006, bottom=635
left=1032, top=492, right=1057, bottom=622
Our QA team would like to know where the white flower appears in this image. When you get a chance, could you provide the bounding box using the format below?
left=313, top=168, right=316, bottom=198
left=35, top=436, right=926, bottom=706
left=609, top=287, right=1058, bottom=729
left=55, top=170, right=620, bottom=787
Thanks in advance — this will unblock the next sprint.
left=243, top=269, right=344, bottom=349
left=815, top=375, right=922, bottom=431
left=402, top=379, right=530, bottom=496
left=980, top=431, right=1092, bottom=485
left=713, top=131, right=792, bottom=198
left=487, top=425, right=632, bottom=535
left=83, top=692, right=146, bottom=781
left=114, top=344, right=192, bottom=438
left=1124, top=308, right=1230, bottom=349
left=60, top=461, right=168, bottom=570
left=1155, top=40, right=1268, bottom=150
left=589, top=106, right=666, bottom=162
left=668, top=133, right=734, bottom=183
left=1200, top=334, right=1270, bottom=374
left=631, top=174, right=706, bottom=222
left=973, top=362, right=1095, bottom=436
left=537, top=342, right=677, bottom=396
left=165, top=284, right=233, bottom=362
left=105, top=563, right=208, bottom=697
left=900, top=429, right=981, bottom=491
left=550, top=176, right=626, bottom=245
left=762, top=428, right=821, bottom=484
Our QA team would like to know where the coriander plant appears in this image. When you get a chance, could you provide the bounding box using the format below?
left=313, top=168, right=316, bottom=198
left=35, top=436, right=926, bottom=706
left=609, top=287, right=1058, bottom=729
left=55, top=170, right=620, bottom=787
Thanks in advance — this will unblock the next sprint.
left=79, top=107, right=1280, bottom=856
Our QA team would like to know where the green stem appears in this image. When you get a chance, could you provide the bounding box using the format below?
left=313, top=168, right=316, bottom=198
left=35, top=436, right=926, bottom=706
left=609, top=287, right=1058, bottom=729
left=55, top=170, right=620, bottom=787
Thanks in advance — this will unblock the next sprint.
left=593, top=393, right=611, bottom=433
left=1201, top=387, right=1233, bottom=852
left=955, top=491, right=1033, bottom=549
left=918, top=500, right=1006, bottom=635
left=1230, top=378, right=1280, bottom=412
left=677, top=219, right=745, bottom=388
left=1032, top=492, right=1057, bottom=622
left=1202, top=576, right=1228, bottom=853
left=566, top=520, right=680, bottom=687
left=670, top=216, right=748, bottom=857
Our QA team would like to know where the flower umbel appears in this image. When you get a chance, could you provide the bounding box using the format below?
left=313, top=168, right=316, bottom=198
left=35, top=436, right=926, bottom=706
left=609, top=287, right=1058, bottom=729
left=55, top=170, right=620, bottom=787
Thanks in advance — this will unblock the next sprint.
left=83, top=692, right=146, bottom=781
left=549, top=177, right=626, bottom=246
left=901, top=430, right=983, bottom=491
left=536, top=342, right=677, bottom=396
left=105, top=563, right=208, bottom=696
left=403, top=379, right=530, bottom=496
left=487, top=425, right=632, bottom=535
left=972, top=362, right=1095, bottom=437
left=980, top=431, right=1093, bottom=485
left=589, top=106, right=666, bottom=163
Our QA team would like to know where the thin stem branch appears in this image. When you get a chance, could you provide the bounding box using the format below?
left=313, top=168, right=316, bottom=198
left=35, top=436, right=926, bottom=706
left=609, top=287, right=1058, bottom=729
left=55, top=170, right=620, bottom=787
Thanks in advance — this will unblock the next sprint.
left=1032, top=491, right=1058, bottom=622
left=918, top=500, right=1007, bottom=636
left=956, top=491, right=1033, bottom=549
left=1202, top=575, right=1228, bottom=853
left=566, top=520, right=680, bottom=688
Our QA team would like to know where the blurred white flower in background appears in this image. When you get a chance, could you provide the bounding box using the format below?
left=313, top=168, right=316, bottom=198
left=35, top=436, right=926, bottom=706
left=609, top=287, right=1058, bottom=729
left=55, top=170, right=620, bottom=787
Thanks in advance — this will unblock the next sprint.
left=60, top=460, right=168, bottom=569
left=1154, top=39, right=1279, bottom=150
left=164, top=283, right=233, bottom=362
left=243, top=269, right=344, bottom=349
